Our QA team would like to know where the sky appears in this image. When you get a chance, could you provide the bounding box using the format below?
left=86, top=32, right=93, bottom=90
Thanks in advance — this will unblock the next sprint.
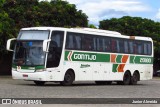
left=65, top=0, right=160, bottom=26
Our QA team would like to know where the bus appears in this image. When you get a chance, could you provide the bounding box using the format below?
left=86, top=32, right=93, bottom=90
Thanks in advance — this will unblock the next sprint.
left=6, top=27, right=153, bottom=86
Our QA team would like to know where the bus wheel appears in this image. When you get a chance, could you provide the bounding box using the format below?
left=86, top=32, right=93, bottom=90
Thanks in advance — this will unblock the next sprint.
left=117, top=71, right=131, bottom=85
left=130, top=72, right=139, bottom=85
left=34, top=81, right=45, bottom=86
left=123, top=71, right=131, bottom=85
left=60, top=70, right=74, bottom=86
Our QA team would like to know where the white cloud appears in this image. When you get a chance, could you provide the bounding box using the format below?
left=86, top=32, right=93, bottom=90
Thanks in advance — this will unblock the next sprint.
left=66, top=0, right=151, bottom=25
left=156, top=8, right=160, bottom=19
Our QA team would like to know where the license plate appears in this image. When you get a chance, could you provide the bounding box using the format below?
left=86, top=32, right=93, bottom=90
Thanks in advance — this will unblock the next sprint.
left=23, top=74, right=28, bottom=77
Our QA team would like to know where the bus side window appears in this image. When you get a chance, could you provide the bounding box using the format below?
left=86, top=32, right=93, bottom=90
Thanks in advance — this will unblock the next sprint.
left=97, top=38, right=103, bottom=51
left=105, top=38, right=111, bottom=52
left=111, top=39, right=117, bottom=53
left=66, top=32, right=82, bottom=50
left=129, top=41, right=134, bottom=54
left=144, top=43, right=148, bottom=55
left=124, top=41, right=129, bottom=53
left=82, top=36, right=90, bottom=50
left=82, top=35, right=96, bottom=51
left=74, top=35, right=81, bottom=50
left=118, top=39, right=124, bottom=53
left=66, top=34, right=74, bottom=49
left=147, top=42, right=152, bottom=55
left=136, top=41, right=144, bottom=55
left=133, top=42, right=137, bottom=54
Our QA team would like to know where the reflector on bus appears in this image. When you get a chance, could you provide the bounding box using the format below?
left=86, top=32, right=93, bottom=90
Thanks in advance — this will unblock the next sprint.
left=130, top=36, right=135, bottom=40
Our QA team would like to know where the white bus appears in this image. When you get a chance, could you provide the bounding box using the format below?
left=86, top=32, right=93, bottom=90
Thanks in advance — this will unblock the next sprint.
left=7, top=27, right=153, bottom=86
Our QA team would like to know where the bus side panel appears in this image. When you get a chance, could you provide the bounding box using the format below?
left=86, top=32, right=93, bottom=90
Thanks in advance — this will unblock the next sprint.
left=103, top=63, right=123, bottom=81
left=124, top=64, right=153, bottom=80
left=63, top=61, right=93, bottom=81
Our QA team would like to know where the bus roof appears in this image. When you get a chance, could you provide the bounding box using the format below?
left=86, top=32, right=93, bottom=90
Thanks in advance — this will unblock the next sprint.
left=21, top=27, right=121, bottom=35
left=21, top=27, right=152, bottom=41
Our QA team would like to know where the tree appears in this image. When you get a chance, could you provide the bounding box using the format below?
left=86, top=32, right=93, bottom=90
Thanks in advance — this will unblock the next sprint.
left=1, top=0, right=88, bottom=54
left=0, top=0, right=88, bottom=74
left=88, top=24, right=97, bottom=29
left=0, top=0, right=15, bottom=58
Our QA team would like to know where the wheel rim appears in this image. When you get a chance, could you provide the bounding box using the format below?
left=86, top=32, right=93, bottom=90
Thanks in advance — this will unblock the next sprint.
left=124, top=73, right=129, bottom=82
left=132, top=73, right=138, bottom=82
left=123, top=72, right=130, bottom=84
left=65, top=73, right=71, bottom=82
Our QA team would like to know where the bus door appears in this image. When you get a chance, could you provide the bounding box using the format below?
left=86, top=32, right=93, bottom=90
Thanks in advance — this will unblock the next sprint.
left=46, top=31, right=64, bottom=80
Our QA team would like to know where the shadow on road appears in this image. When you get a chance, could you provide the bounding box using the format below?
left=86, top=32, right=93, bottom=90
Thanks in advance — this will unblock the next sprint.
left=15, top=82, right=145, bottom=87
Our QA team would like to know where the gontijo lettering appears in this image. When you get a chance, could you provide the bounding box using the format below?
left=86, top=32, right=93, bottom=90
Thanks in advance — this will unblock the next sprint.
left=74, top=54, right=96, bottom=61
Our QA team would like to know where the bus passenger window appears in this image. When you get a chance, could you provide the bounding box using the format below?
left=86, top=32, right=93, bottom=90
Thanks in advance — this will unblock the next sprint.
left=129, top=41, right=134, bottom=54
left=97, top=38, right=104, bottom=51
left=148, top=43, right=152, bottom=55
left=105, top=38, right=111, bottom=52
left=74, top=35, right=81, bottom=50
left=66, top=35, right=74, bottom=49
left=111, top=39, right=117, bottom=53
left=124, top=41, right=129, bottom=53
left=82, top=35, right=96, bottom=51
left=118, top=39, right=124, bottom=53
left=133, top=43, right=137, bottom=54
left=136, top=41, right=144, bottom=55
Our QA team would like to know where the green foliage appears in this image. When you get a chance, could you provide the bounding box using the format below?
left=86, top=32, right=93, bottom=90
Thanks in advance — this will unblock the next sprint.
left=0, top=1, right=15, bottom=55
left=0, top=0, right=88, bottom=56
left=88, top=24, right=97, bottom=29
left=99, top=16, right=160, bottom=65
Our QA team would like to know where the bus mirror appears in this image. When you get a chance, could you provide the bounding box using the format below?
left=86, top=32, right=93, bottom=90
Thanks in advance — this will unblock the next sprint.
left=6, top=38, right=16, bottom=51
left=43, top=39, right=51, bottom=52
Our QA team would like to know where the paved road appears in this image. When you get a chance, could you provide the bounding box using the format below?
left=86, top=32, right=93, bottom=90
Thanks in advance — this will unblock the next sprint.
left=0, top=76, right=160, bottom=107
left=0, top=76, right=160, bottom=98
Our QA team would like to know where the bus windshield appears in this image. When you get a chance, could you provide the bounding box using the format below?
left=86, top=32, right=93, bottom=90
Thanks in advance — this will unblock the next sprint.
left=13, top=41, right=45, bottom=66
left=18, top=30, right=49, bottom=40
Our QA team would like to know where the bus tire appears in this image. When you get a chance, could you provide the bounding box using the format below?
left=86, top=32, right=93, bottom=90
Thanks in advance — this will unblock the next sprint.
left=60, top=70, right=75, bottom=86
left=34, top=81, right=45, bottom=86
left=123, top=71, right=131, bottom=85
left=130, top=72, right=139, bottom=85
left=117, top=71, right=131, bottom=85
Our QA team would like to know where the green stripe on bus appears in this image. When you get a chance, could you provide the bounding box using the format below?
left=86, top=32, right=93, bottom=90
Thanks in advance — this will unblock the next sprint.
left=35, top=66, right=45, bottom=70
left=130, top=56, right=153, bottom=64
left=96, top=54, right=110, bottom=62
left=12, top=64, right=45, bottom=70
left=112, top=64, right=119, bottom=72
left=116, top=55, right=122, bottom=63
left=65, top=51, right=70, bottom=61
left=65, top=51, right=153, bottom=64
left=130, top=56, right=135, bottom=63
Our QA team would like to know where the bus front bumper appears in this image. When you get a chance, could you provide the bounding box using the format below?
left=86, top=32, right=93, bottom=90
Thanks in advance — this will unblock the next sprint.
left=12, top=70, right=48, bottom=81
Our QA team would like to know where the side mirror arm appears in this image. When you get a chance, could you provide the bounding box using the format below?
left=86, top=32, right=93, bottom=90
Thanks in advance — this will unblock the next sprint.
left=6, top=38, right=16, bottom=51
left=43, top=39, right=51, bottom=52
